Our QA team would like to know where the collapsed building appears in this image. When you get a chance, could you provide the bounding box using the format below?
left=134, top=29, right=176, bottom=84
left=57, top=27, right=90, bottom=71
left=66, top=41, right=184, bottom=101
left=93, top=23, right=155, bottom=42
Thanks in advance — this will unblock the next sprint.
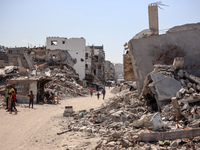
left=0, top=46, right=89, bottom=104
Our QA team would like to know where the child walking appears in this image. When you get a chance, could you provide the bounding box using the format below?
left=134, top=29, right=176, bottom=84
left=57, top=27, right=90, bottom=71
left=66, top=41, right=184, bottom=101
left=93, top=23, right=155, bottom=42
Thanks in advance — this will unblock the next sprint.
left=28, top=91, right=34, bottom=108
left=96, top=92, right=100, bottom=100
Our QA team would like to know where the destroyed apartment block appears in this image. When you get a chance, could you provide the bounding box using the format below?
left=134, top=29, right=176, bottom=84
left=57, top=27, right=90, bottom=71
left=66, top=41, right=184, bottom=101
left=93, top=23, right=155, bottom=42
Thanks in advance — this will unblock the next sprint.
left=7, top=47, right=33, bottom=70
left=34, top=48, right=76, bottom=67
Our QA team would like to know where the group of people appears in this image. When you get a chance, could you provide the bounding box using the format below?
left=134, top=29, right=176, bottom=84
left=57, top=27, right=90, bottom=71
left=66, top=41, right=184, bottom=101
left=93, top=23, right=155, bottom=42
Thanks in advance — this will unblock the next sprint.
left=90, top=87, right=106, bottom=100
left=36, top=90, right=57, bottom=104
left=5, top=84, right=17, bottom=114
left=44, top=91, right=56, bottom=104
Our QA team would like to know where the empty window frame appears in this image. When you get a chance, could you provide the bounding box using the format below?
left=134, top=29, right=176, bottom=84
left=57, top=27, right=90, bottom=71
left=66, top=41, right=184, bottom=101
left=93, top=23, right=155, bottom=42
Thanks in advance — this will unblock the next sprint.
left=51, top=41, right=58, bottom=45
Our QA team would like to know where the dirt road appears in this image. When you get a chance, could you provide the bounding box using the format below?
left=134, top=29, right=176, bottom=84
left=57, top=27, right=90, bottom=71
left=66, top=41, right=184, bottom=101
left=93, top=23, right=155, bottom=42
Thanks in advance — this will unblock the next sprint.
left=0, top=87, right=114, bottom=150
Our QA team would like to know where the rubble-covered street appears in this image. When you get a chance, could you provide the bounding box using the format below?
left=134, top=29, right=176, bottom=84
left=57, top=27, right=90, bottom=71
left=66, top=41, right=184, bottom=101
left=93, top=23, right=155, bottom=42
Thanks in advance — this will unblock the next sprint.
left=0, top=87, right=114, bottom=150
left=1, top=1, right=200, bottom=150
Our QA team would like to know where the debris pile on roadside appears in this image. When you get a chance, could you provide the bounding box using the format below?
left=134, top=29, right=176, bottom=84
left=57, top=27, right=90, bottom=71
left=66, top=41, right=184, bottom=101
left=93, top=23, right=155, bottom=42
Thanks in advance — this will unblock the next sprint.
left=59, top=90, right=200, bottom=149
left=111, top=81, right=137, bottom=94
left=58, top=58, right=200, bottom=149
left=140, top=57, right=200, bottom=111
left=0, top=95, right=6, bottom=107
left=44, top=66, right=88, bottom=99
left=0, top=66, right=19, bottom=81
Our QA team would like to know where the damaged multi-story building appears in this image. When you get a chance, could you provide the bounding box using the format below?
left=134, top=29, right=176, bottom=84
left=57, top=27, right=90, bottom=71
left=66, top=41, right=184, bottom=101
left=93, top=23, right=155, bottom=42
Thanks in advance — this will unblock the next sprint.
left=46, top=37, right=106, bottom=84
left=46, top=37, right=86, bottom=80
left=88, top=45, right=105, bottom=84
left=84, top=46, right=95, bottom=83
left=7, top=47, right=34, bottom=70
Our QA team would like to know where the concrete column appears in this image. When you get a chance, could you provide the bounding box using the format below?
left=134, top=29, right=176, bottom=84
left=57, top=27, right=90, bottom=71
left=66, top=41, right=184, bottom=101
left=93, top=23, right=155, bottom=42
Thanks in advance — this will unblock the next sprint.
left=148, top=4, right=159, bottom=35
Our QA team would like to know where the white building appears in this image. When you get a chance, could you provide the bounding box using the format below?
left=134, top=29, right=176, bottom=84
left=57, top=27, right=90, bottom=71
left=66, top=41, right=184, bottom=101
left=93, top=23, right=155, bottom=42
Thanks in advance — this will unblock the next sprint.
left=46, top=37, right=86, bottom=80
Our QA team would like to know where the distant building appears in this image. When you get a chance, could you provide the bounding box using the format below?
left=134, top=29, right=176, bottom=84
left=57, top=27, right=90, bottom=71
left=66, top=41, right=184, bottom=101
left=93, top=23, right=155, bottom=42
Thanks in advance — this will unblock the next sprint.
left=46, top=37, right=86, bottom=80
left=114, top=63, right=123, bottom=80
left=89, top=45, right=105, bottom=83
left=105, top=60, right=115, bottom=81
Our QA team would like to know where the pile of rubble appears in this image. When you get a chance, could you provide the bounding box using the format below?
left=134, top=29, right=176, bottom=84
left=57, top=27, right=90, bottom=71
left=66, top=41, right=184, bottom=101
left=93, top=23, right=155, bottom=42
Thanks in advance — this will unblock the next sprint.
left=58, top=60, right=200, bottom=149
left=58, top=88, right=200, bottom=149
left=0, top=66, right=19, bottom=83
left=140, top=58, right=200, bottom=111
left=111, top=81, right=137, bottom=94
left=44, top=65, right=88, bottom=99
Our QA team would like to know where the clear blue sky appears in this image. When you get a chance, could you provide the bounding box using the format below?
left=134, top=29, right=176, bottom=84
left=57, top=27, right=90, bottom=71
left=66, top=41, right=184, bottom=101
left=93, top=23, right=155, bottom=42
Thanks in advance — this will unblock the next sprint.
left=0, top=0, right=199, bottom=63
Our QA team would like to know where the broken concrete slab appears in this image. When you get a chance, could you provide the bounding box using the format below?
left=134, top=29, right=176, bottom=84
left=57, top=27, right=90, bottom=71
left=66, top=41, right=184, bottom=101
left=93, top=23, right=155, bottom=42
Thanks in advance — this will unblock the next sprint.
left=150, top=73, right=182, bottom=101
left=134, top=128, right=200, bottom=142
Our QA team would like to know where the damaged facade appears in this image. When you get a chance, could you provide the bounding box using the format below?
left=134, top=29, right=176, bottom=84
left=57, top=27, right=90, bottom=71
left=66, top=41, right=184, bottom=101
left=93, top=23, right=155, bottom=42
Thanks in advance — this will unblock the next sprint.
left=7, top=47, right=33, bottom=70
left=46, top=37, right=86, bottom=80
left=89, top=45, right=105, bottom=84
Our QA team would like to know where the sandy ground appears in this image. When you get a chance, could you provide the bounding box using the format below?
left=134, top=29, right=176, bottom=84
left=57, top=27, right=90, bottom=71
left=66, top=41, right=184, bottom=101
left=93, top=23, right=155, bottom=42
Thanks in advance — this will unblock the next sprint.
left=0, top=87, right=114, bottom=150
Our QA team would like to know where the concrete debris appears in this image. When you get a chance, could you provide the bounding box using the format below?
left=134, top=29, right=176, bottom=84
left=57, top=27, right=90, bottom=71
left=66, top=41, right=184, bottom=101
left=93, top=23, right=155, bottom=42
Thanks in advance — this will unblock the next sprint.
left=141, top=61, right=200, bottom=110
left=44, top=66, right=88, bottom=99
left=55, top=60, right=200, bottom=149
left=0, top=66, right=19, bottom=81
left=57, top=88, right=200, bottom=149
left=111, top=82, right=137, bottom=94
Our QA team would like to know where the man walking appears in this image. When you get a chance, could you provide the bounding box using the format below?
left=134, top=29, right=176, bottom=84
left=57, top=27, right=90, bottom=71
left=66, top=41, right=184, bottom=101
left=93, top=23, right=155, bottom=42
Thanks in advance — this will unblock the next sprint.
left=5, top=85, right=10, bottom=110
left=90, top=87, right=93, bottom=97
left=28, top=91, right=34, bottom=108
left=102, top=88, right=106, bottom=100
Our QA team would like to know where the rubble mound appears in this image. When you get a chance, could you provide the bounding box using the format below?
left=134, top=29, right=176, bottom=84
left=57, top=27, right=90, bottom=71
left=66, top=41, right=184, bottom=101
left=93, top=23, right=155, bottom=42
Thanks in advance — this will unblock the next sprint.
left=45, top=67, right=88, bottom=99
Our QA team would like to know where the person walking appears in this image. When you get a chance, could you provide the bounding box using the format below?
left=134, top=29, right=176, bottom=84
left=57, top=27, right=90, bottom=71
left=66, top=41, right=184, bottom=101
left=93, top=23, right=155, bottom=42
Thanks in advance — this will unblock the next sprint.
left=102, top=88, right=106, bottom=100
left=10, top=91, right=17, bottom=114
left=5, top=85, right=10, bottom=110
left=96, top=92, right=100, bottom=100
left=28, top=91, right=34, bottom=108
left=90, top=87, right=93, bottom=97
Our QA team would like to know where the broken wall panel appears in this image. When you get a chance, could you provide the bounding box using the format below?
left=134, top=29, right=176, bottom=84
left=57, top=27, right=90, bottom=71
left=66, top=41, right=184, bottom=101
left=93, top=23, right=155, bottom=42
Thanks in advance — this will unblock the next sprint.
left=7, top=79, right=37, bottom=103
left=128, top=26, right=200, bottom=93
left=123, top=53, right=135, bottom=81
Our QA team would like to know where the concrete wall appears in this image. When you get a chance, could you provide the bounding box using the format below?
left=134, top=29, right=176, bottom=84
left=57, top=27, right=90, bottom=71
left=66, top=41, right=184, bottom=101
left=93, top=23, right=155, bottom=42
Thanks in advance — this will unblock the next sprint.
left=128, top=27, right=200, bottom=93
left=7, top=80, right=37, bottom=103
left=46, top=37, right=86, bottom=80
left=123, top=54, right=135, bottom=81
left=148, top=4, right=158, bottom=34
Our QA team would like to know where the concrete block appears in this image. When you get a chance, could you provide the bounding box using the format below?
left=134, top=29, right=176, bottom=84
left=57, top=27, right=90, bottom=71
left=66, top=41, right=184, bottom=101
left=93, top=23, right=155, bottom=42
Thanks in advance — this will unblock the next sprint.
left=173, top=57, right=184, bottom=69
left=19, top=67, right=27, bottom=75
left=151, top=112, right=164, bottom=131
left=150, top=73, right=182, bottom=101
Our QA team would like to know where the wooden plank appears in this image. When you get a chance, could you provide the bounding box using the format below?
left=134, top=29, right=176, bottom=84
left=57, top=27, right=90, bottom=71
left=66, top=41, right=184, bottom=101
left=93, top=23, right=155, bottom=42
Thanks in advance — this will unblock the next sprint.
left=138, top=128, right=200, bottom=142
